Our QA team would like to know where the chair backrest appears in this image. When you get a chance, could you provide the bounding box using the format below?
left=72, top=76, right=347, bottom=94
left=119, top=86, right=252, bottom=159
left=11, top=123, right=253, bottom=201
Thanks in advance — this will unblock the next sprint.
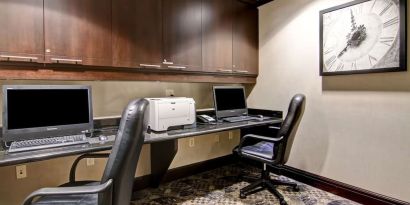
left=99, top=99, right=149, bottom=205
left=275, top=94, right=305, bottom=165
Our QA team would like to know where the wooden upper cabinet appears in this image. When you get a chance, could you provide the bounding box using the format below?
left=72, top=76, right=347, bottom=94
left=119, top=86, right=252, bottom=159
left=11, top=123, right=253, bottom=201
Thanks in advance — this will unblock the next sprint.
left=112, top=0, right=163, bottom=69
left=202, top=0, right=233, bottom=73
left=44, top=0, right=112, bottom=67
left=163, top=0, right=202, bottom=71
left=0, top=0, right=44, bottom=63
left=232, top=0, right=258, bottom=75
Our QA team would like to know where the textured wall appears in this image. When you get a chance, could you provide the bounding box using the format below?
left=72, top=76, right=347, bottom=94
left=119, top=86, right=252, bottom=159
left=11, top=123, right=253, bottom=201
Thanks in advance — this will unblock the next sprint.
left=0, top=80, right=240, bottom=205
left=249, top=0, right=410, bottom=201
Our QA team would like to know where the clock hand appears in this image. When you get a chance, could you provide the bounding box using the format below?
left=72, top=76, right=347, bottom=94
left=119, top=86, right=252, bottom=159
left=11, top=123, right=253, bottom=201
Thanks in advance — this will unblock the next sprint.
left=338, top=27, right=367, bottom=57
left=349, top=26, right=367, bottom=47
left=350, top=9, right=357, bottom=31
left=338, top=10, right=367, bottom=58
left=338, top=45, right=349, bottom=58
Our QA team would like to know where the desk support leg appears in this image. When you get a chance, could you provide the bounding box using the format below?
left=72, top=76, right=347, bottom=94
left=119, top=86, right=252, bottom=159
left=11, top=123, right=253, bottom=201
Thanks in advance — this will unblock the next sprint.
left=150, top=139, right=178, bottom=187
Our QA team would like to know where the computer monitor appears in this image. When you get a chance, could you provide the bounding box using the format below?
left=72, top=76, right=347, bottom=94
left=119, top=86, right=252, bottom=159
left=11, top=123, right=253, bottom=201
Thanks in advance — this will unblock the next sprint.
left=2, top=85, right=93, bottom=142
left=213, top=86, right=248, bottom=119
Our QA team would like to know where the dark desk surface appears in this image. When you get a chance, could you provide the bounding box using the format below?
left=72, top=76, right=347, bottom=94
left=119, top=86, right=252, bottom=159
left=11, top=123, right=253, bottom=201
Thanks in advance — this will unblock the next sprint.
left=0, top=118, right=282, bottom=167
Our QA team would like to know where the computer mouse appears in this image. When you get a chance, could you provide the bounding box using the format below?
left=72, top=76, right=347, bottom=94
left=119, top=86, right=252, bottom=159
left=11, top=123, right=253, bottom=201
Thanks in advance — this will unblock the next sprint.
left=257, top=115, right=264, bottom=119
left=99, top=135, right=108, bottom=141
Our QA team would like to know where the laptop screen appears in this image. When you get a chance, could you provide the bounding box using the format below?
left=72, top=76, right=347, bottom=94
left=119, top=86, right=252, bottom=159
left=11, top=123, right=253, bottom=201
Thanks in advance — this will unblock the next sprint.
left=214, top=87, right=247, bottom=111
left=213, top=86, right=248, bottom=118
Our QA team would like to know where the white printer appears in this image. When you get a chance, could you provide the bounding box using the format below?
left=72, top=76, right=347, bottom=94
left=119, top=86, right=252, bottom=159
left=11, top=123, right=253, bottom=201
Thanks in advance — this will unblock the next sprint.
left=146, top=97, right=196, bottom=132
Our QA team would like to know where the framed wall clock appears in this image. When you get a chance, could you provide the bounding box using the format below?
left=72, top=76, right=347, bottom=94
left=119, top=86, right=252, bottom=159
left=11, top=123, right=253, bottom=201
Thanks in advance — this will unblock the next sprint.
left=320, top=0, right=407, bottom=76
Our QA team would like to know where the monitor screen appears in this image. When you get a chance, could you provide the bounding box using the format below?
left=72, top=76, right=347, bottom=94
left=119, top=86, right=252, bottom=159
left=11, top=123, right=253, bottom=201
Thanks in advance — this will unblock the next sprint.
left=7, top=89, right=90, bottom=130
left=213, top=86, right=247, bottom=118
left=3, top=85, right=93, bottom=141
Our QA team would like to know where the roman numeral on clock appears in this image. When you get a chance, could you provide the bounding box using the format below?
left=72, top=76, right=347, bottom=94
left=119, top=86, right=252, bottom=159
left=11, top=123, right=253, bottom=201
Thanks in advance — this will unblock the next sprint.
left=325, top=55, right=337, bottom=69
left=351, top=61, right=357, bottom=70
left=379, top=36, right=395, bottom=46
left=336, top=63, right=344, bottom=71
left=324, top=48, right=334, bottom=55
left=370, top=0, right=377, bottom=12
left=353, top=4, right=363, bottom=15
left=383, top=16, right=399, bottom=28
left=379, top=1, right=393, bottom=16
left=368, top=55, right=378, bottom=66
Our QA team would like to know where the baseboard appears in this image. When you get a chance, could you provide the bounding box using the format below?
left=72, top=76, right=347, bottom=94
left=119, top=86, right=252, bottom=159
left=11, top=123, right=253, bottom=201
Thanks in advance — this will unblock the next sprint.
left=272, top=165, right=409, bottom=205
left=133, top=154, right=236, bottom=190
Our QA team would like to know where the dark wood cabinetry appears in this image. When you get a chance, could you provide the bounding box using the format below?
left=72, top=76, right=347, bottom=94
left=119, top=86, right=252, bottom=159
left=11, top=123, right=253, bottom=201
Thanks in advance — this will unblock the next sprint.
left=0, top=0, right=44, bottom=63
left=0, top=0, right=259, bottom=82
left=232, top=0, right=258, bottom=75
left=202, top=0, right=258, bottom=75
left=163, top=0, right=203, bottom=71
left=44, top=0, right=112, bottom=66
left=202, top=0, right=233, bottom=73
left=112, top=0, right=163, bottom=69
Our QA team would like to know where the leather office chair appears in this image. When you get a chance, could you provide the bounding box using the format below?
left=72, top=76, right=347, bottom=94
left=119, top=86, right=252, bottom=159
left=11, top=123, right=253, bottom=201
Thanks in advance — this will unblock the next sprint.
left=22, top=98, right=149, bottom=205
left=235, top=94, right=305, bottom=205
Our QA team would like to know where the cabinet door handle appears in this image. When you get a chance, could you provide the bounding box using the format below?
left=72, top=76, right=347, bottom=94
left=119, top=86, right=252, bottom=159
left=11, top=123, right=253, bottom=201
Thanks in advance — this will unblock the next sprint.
left=218, top=69, right=233, bottom=73
left=51, top=58, right=82, bottom=64
left=233, top=70, right=249, bottom=73
left=140, top=64, right=161, bottom=68
left=168, top=65, right=186, bottom=70
left=162, top=60, right=174, bottom=65
left=0, top=55, right=38, bottom=62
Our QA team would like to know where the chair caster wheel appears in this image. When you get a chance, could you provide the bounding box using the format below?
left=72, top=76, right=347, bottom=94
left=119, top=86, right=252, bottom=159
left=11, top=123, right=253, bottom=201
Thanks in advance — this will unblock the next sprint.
left=239, top=193, right=246, bottom=199
left=280, top=200, right=287, bottom=205
left=293, top=185, right=300, bottom=191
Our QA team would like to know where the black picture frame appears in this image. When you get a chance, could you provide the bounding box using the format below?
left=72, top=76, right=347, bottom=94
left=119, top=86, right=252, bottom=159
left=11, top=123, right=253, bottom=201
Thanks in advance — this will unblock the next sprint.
left=319, top=0, right=407, bottom=76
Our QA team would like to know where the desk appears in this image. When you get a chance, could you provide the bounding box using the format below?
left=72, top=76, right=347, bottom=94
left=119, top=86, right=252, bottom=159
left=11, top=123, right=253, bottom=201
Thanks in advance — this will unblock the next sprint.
left=0, top=115, right=282, bottom=187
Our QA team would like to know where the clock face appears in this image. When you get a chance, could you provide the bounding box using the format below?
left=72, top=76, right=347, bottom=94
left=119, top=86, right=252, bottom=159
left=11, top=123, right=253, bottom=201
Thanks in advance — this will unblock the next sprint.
left=322, top=0, right=401, bottom=73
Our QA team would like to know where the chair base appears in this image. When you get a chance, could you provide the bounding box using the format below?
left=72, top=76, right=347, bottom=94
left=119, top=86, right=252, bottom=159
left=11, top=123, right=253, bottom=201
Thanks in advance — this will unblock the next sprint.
left=239, top=165, right=299, bottom=205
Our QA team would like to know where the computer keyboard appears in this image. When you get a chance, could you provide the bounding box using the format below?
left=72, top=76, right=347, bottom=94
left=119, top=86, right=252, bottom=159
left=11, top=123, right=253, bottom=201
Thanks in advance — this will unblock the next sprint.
left=223, top=116, right=259, bottom=123
left=8, top=134, right=89, bottom=153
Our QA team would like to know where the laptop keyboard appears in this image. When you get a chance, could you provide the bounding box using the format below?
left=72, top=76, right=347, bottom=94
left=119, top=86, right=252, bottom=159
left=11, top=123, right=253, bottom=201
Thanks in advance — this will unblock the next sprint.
left=8, top=134, right=88, bottom=153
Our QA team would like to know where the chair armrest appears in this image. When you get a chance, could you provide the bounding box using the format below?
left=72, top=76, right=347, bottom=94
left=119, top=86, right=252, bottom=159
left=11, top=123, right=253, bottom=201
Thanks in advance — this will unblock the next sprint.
left=22, top=179, right=112, bottom=205
left=70, top=153, right=110, bottom=183
left=237, top=134, right=284, bottom=155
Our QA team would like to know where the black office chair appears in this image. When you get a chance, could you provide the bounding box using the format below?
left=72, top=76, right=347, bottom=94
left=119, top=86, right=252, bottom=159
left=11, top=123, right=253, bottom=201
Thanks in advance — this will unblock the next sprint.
left=235, top=94, right=305, bottom=205
left=22, top=98, right=149, bottom=205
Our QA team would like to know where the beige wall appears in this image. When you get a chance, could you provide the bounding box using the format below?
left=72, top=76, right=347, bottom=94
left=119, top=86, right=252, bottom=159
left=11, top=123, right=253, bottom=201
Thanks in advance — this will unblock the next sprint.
left=0, top=80, right=240, bottom=205
left=250, top=0, right=410, bottom=202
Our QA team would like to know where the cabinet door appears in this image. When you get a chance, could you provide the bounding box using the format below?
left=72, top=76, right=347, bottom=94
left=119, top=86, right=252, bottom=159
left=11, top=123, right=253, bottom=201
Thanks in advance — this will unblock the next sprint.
left=163, top=0, right=202, bottom=71
left=112, top=0, right=162, bottom=69
left=44, top=0, right=112, bottom=67
left=232, top=0, right=258, bottom=75
left=202, top=0, right=233, bottom=73
left=0, top=0, right=44, bottom=63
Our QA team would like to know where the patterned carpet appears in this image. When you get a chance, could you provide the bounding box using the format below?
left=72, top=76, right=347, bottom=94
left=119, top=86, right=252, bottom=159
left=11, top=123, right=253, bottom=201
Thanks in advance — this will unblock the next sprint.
left=132, top=164, right=360, bottom=205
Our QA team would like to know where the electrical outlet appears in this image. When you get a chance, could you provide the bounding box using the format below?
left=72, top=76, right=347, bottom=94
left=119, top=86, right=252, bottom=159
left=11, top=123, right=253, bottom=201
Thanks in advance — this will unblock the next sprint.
left=229, top=131, right=233, bottom=140
left=86, top=158, right=95, bottom=166
left=16, top=165, right=27, bottom=179
left=215, top=135, right=220, bottom=143
left=165, top=89, right=175, bottom=97
left=189, top=138, right=195, bottom=147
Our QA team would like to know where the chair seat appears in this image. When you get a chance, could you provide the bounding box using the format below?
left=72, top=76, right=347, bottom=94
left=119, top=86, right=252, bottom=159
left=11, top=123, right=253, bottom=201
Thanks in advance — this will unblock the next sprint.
left=241, top=141, right=275, bottom=159
left=32, top=182, right=99, bottom=205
